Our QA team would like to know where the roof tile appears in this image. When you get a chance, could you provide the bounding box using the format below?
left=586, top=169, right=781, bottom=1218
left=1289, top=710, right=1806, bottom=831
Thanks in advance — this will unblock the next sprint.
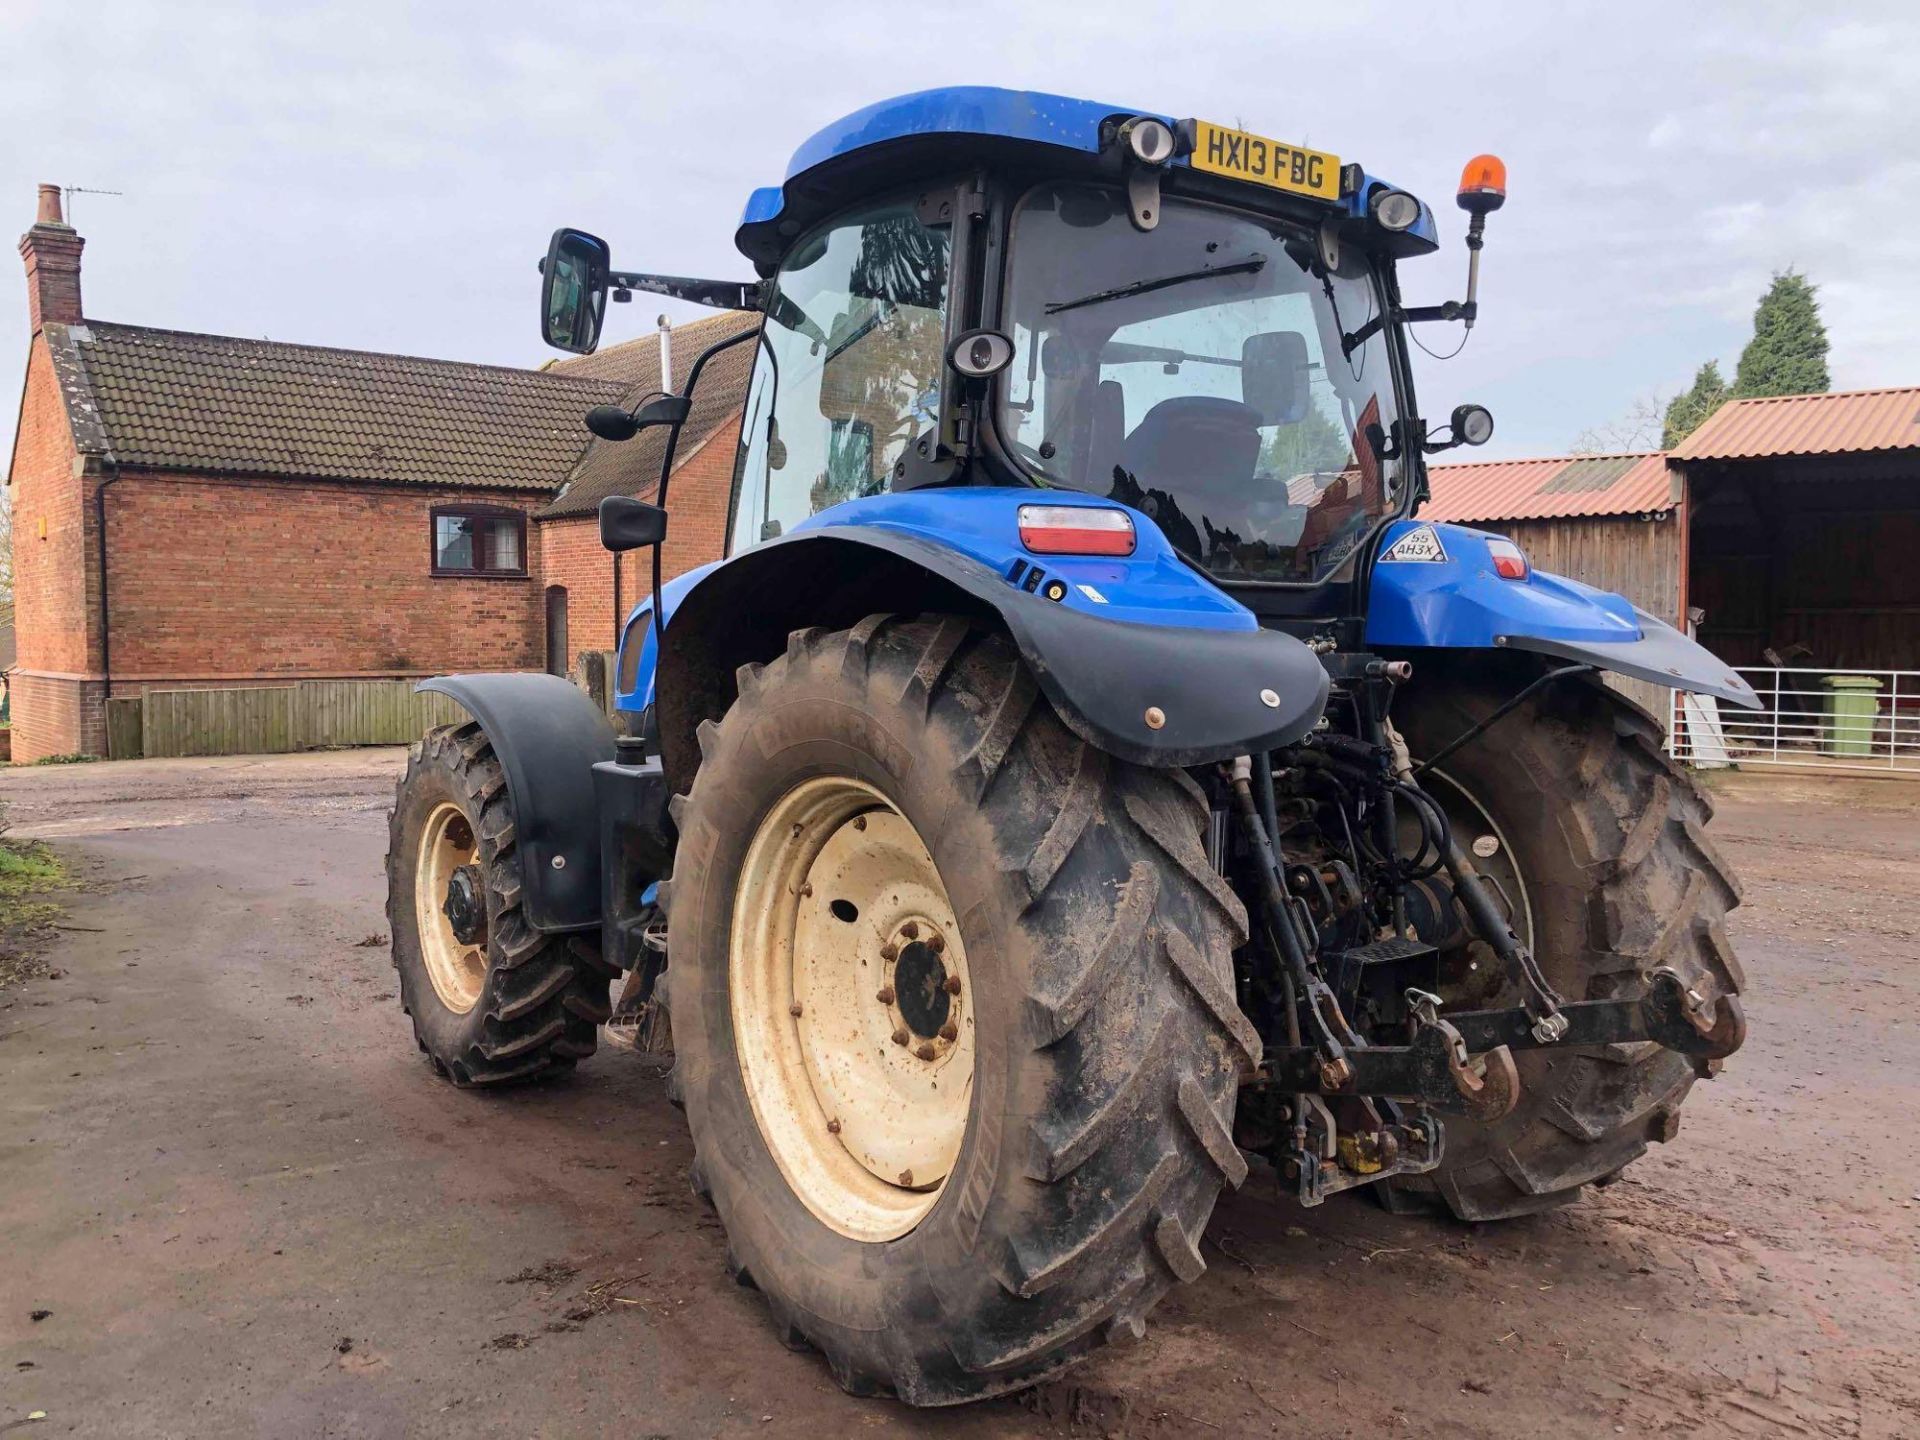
left=62, top=322, right=625, bottom=490
left=539, top=311, right=760, bottom=520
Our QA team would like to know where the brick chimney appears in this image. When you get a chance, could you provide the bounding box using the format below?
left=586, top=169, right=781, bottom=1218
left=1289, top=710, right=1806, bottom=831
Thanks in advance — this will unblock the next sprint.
left=20, top=183, right=84, bottom=333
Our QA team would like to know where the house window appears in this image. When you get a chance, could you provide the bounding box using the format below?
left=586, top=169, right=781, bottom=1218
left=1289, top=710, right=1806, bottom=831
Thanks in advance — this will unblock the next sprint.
left=432, top=508, right=526, bottom=577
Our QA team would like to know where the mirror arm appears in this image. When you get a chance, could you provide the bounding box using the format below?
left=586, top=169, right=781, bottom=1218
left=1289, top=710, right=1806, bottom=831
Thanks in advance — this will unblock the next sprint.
left=606, top=271, right=767, bottom=313
left=644, top=321, right=763, bottom=653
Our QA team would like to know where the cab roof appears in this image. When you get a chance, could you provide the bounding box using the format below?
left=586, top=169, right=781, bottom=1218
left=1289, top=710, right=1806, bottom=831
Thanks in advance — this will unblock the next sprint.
left=734, top=86, right=1438, bottom=271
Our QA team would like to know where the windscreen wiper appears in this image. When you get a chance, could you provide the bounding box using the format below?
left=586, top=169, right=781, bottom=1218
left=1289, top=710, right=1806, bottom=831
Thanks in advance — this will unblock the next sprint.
left=1045, top=254, right=1267, bottom=316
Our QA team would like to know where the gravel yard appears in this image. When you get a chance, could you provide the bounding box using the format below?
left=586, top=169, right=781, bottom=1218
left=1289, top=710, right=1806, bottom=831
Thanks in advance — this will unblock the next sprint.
left=1, top=751, right=1915, bottom=1438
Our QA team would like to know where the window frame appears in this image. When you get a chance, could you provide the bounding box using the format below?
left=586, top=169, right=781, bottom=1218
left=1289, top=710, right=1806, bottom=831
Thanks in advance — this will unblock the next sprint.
left=724, top=184, right=963, bottom=559
left=429, top=504, right=530, bottom=580
left=983, top=177, right=1422, bottom=595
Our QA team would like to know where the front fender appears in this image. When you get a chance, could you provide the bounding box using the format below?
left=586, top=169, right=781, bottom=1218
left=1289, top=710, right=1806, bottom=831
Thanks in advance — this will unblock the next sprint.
left=654, top=494, right=1329, bottom=783
left=417, top=673, right=616, bottom=932
left=1365, top=521, right=1759, bottom=709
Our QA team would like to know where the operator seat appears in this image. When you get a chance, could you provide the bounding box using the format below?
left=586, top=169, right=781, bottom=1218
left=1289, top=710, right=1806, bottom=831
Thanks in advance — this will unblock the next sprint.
left=1116, top=397, right=1263, bottom=499
left=1086, top=380, right=1127, bottom=493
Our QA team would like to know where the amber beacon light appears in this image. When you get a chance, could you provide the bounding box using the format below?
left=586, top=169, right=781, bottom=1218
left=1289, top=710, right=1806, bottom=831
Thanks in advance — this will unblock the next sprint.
left=1457, top=154, right=1507, bottom=215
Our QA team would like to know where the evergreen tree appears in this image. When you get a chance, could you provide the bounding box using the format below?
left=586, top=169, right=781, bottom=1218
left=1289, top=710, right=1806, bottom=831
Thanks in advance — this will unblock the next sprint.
left=1261, top=404, right=1352, bottom=479
left=1661, top=360, right=1730, bottom=449
left=1732, top=269, right=1831, bottom=399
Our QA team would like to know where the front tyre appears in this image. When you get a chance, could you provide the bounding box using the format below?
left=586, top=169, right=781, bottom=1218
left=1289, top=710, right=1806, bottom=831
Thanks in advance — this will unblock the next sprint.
left=1386, top=662, right=1745, bottom=1220
left=386, top=722, right=614, bottom=1086
left=665, top=617, right=1259, bottom=1404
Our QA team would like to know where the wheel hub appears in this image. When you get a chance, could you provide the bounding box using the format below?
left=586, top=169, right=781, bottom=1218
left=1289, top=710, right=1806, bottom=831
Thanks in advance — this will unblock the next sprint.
left=892, top=939, right=950, bottom=1039
left=730, top=776, right=974, bottom=1242
left=442, top=863, right=488, bottom=946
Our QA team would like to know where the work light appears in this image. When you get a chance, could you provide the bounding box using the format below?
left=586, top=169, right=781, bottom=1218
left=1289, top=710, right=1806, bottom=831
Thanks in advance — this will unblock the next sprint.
left=1122, top=118, right=1176, bottom=166
left=1370, top=189, right=1422, bottom=232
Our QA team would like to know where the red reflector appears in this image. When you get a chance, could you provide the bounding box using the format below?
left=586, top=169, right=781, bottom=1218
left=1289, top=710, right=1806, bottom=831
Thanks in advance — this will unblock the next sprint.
left=1486, top=538, right=1529, bottom=580
left=1017, top=504, right=1136, bottom=556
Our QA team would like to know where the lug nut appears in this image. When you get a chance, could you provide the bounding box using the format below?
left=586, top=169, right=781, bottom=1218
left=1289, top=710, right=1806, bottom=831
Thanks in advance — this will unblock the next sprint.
left=876, top=986, right=895, bottom=1005
left=853, top=816, right=867, bottom=830
left=892, top=1028, right=909, bottom=1046
left=938, top=1022, right=958, bottom=1041
left=943, top=975, right=962, bottom=995
left=789, top=1003, right=803, bottom=1018
left=826, top=1118, right=841, bottom=1134
left=901, top=921, right=919, bottom=940
left=915, top=1042, right=937, bottom=1061
left=898, top=1170, right=914, bottom=1186
left=881, top=942, right=899, bottom=962
left=926, top=932, right=945, bottom=954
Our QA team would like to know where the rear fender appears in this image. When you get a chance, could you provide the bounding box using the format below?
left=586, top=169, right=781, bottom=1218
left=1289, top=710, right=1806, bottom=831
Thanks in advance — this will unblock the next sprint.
left=652, top=491, right=1330, bottom=789
left=417, top=673, right=616, bottom=933
left=1365, top=520, right=1760, bottom=709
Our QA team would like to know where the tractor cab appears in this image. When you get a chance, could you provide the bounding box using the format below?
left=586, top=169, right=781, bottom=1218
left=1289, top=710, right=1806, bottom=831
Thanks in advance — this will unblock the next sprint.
left=541, top=89, right=1505, bottom=642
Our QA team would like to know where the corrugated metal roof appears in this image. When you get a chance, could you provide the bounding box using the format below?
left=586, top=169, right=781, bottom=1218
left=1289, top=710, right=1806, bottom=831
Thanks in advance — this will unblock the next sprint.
left=1422, top=452, right=1674, bottom=523
left=1672, top=386, right=1920, bottom=460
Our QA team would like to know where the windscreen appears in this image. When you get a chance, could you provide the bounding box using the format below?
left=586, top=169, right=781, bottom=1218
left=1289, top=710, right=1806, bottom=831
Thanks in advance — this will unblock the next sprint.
left=1000, top=183, right=1402, bottom=583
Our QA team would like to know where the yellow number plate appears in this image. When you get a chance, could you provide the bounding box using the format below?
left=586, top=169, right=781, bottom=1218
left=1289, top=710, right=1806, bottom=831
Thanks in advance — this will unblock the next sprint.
left=1188, top=120, right=1340, bottom=203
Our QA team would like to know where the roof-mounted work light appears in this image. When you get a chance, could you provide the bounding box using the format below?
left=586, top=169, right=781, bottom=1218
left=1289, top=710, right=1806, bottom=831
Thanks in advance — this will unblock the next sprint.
left=1114, top=117, right=1176, bottom=232
left=1370, top=188, right=1422, bottom=232
left=1119, top=117, right=1176, bottom=166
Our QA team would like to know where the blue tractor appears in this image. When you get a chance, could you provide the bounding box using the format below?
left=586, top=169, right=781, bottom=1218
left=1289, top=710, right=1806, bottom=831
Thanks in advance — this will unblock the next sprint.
left=386, top=88, right=1754, bottom=1404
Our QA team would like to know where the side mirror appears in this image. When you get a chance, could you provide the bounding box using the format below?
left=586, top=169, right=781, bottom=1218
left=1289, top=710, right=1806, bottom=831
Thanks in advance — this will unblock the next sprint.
left=584, top=393, right=690, bottom=443
left=541, top=228, right=611, bottom=353
left=599, top=495, right=668, bottom=553
left=1241, top=331, right=1311, bottom=425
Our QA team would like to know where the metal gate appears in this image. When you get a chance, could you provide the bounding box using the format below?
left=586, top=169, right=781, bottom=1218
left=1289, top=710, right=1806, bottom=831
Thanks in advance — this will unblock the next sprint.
left=1669, top=667, right=1920, bottom=775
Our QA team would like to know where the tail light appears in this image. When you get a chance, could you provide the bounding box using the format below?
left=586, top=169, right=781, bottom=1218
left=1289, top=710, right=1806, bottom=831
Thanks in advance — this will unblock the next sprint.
left=1017, top=504, right=1136, bottom=556
left=1486, top=537, right=1529, bottom=580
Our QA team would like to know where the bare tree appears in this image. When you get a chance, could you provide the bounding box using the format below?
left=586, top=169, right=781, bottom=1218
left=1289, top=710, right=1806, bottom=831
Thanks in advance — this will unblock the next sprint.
left=1571, top=390, right=1668, bottom=454
left=0, top=486, right=13, bottom=629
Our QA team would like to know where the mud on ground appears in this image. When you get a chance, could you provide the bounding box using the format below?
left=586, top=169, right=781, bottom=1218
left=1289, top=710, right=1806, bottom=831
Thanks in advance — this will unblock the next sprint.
left=0, top=753, right=1915, bottom=1438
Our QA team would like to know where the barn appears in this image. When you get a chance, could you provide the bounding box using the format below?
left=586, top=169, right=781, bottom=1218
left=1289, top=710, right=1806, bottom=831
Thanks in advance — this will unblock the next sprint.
left=1426, top=387, right=1920, bottom=773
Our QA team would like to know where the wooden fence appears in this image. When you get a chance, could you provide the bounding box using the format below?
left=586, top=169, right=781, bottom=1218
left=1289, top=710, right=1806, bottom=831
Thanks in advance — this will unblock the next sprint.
left=119, top=680, right=472, bottom=760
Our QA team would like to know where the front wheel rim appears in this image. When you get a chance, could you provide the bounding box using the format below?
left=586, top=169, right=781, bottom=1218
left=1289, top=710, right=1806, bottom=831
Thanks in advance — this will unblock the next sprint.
left=730, top=776, right=975, bottom=1243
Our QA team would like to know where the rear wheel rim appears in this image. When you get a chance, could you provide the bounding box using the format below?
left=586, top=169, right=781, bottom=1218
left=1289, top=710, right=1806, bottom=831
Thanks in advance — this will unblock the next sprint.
left=415, top=801, right=487, bottom=1014
left=730, top=776, right=975, bottom=1243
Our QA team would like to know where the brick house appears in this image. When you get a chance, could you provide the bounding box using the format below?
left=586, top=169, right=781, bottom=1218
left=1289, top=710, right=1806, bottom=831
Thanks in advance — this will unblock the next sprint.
left=7, top=185, right=754, bottom=761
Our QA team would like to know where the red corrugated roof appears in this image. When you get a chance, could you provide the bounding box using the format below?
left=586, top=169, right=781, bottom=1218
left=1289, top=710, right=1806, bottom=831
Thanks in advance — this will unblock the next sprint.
left=1422, top=452, right=1674, bottom=523
left=1672, top=385, right=1920, bottom=460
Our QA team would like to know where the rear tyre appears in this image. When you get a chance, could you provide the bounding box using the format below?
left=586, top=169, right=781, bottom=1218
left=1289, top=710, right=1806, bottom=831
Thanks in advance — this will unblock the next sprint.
left=386, top=722, right=615, bottom=1087
left=665, top=616, right=1258, bottom=1404
left=1385, top=663, right=1745, bottom=1221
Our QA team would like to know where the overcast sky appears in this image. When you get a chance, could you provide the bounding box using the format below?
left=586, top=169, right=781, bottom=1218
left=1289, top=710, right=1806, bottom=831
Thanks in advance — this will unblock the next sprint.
left=5, top=0, right=1918, bottom=469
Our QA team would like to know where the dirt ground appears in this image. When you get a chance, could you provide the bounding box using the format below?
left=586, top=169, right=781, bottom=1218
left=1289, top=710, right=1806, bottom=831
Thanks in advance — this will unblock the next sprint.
left=1, top=751, right=1916, bottom=1439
